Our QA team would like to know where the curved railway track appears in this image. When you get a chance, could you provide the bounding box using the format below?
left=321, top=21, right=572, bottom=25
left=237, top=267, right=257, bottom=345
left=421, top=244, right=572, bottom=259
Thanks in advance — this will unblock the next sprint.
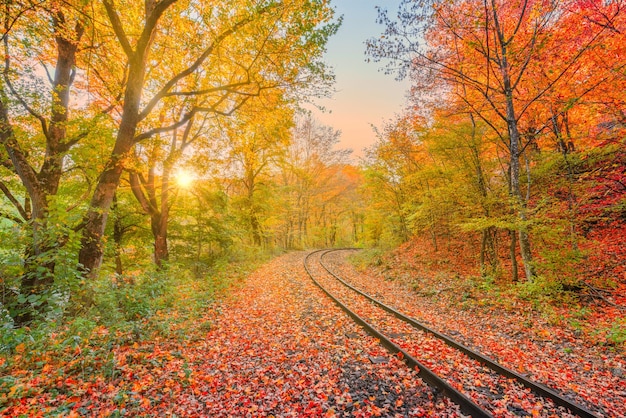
left=304, top=249, right=599, bottom=418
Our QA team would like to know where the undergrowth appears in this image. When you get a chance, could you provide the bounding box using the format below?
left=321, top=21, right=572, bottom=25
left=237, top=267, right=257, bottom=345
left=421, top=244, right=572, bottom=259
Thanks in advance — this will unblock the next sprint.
left=354, top=242, right=625, bottom=351
left=0, top=252, right=266, bottom=392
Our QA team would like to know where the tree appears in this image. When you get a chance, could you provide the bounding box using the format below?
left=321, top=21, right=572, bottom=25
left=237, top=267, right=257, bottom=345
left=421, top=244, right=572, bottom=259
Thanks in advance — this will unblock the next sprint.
left=78, top=0, right=339, bottom=276
left=128, top=112, right=216, bottom=268
left=367, top=0, right=624, bottom=280
left=279, top=113, right=351, bottom=248
left=362, top=115, right=421, bottom=245
left=0, top=1, right=94, bottom=322
left=219, top=91, right=293, bottom=247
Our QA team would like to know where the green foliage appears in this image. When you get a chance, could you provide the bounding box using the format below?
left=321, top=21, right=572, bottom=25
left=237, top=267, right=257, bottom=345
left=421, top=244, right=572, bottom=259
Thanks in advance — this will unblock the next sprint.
left=0, top=251, right=256, bottom=373
left=0, top=199, right=86, bottom=325
left=90, top=270, right=172, bottom=325
left=348, top=247, right=388, bottom=270
left=516, top=275, right=568, bottom=307
left=606, top=318, right=626, bottom=346
left=0, top=224, right=24, bottom=283
left=0, top=318, right=53, bottom=356
left=87, top=250, right=262, bottom=335
left=170, top=187, right=238, bottom=274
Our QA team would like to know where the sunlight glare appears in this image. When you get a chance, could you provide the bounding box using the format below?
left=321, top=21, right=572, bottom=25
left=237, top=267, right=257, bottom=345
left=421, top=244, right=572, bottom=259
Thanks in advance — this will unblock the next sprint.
left=176, top=170, right=194, bottom=188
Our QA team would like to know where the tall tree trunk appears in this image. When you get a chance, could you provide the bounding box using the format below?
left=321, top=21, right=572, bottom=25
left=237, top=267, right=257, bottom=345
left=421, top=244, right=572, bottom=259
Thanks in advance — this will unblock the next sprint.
left=152, top=218, right=169, bottom=267
left=510, top=144, right=534, bottom=281
left=551, top=110, right=579, bottom=250
left=1, top=12, right=83, bottom=324
left=244, top=166, right=263, bottom=246
left=128, top=166, right=171, bottom=269
left=78, top=0, right=171, bottom=277
left=480, top=229, right=488, bottom=275
left=250, top=210, right=262, bottom=246
left=79, top=165, right=126, bottom=276
left=499, top=36, right=535, bottom=281
left=78, top=49, right=147, bottom=276
left=154, top=151, right=173, bottom=268
left=152, top=177, right=170, bottom=268
left=467, top=113, right=499, bottom=275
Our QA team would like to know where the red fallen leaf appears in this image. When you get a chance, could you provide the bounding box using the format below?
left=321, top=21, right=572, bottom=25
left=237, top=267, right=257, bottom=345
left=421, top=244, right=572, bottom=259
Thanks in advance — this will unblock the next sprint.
left=5, top=251, right=623, bottom=417
left=396, top=351, right=404, bottom=360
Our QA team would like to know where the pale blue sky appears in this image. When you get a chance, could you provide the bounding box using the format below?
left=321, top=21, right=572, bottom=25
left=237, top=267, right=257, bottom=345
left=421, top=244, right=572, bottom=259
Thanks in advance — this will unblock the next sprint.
left=312, top=0, right=410, bottom=158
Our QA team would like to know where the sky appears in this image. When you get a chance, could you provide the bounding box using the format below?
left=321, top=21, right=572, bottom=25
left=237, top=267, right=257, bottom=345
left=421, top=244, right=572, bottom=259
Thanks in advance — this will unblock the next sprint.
left=310, top=0, right=411, bottom=159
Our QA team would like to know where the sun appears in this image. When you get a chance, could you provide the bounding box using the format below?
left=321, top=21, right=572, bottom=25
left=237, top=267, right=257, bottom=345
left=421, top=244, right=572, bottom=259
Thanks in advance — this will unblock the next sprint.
left=175, top=170, right=194, bottom=189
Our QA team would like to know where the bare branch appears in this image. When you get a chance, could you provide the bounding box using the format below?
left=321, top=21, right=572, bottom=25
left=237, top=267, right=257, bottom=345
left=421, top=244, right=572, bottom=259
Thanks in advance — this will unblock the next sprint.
left=507, top=0, right=529, bottom=45
left=134, top=108, right=197, bottom=143
left=163, top=81, right=250, bottom=98
left=39, top=59, right=55, bottom=84
left=516, top=28, right=607, bottom=121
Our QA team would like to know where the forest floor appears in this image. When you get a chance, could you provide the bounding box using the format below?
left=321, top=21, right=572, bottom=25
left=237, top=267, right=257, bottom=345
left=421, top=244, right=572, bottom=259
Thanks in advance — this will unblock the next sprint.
left=1, top=250, right=625, bottom=417
left=335, top=248, right=625, bottom=417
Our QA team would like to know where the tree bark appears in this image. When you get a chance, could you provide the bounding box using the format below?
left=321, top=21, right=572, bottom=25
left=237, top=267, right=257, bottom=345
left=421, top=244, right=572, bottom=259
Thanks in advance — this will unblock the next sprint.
left=112, top=194, right=125, bottom=275
left=495, top=11, right=535, bottom=281
left=78, top=40, right=149, bottom=276
left=509, top=229, right=519, bottom=282
left=1, top=11, right=83, bottom=324
left=504, top=90, right=535, bottom=280
left=78, top=0, right=177, bottom=276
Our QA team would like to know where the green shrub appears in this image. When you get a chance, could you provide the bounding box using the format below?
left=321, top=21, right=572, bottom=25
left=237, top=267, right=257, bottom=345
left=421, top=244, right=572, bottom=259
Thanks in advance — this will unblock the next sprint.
left=348, top=248, right=385, bottom=270
left=517, top=275, right=564, bottom=303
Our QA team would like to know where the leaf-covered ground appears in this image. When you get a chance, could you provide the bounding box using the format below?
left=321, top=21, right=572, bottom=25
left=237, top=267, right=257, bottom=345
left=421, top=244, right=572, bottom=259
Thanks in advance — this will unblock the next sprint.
left=2, top=250, right=624, bottom=416
left=1, top=252, right=460, bottom=417
left=337, top=248, right=626, bottom=417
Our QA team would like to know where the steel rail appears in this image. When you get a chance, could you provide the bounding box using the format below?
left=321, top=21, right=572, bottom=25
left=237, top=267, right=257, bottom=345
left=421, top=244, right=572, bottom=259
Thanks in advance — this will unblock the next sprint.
left=319, top=248, right=599, bottom=418
left=304, top=249, right=492, bottom=418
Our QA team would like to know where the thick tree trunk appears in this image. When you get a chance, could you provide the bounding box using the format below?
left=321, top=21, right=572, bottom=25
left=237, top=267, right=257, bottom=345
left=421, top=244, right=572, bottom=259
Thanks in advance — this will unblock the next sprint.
left=112, top=194, right=125, bottom=275
left=250, top=211, right=262, bottom=246
left=78, top=0, right=171, bottom=276
left=1, top=14, right=83, bottom=325
left=79, top=165, right=125, bottom=275
left=79, top=49, right=147, bottom=276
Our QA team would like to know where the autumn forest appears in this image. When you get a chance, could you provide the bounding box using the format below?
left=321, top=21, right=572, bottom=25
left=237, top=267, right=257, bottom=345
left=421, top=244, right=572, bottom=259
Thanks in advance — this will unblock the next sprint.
left=1, top=0, right=625, bottom=416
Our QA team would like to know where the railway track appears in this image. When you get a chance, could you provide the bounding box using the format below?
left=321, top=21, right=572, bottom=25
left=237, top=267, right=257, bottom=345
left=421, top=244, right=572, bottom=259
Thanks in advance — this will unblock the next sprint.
left=304, top=249, right=599, bottom=418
